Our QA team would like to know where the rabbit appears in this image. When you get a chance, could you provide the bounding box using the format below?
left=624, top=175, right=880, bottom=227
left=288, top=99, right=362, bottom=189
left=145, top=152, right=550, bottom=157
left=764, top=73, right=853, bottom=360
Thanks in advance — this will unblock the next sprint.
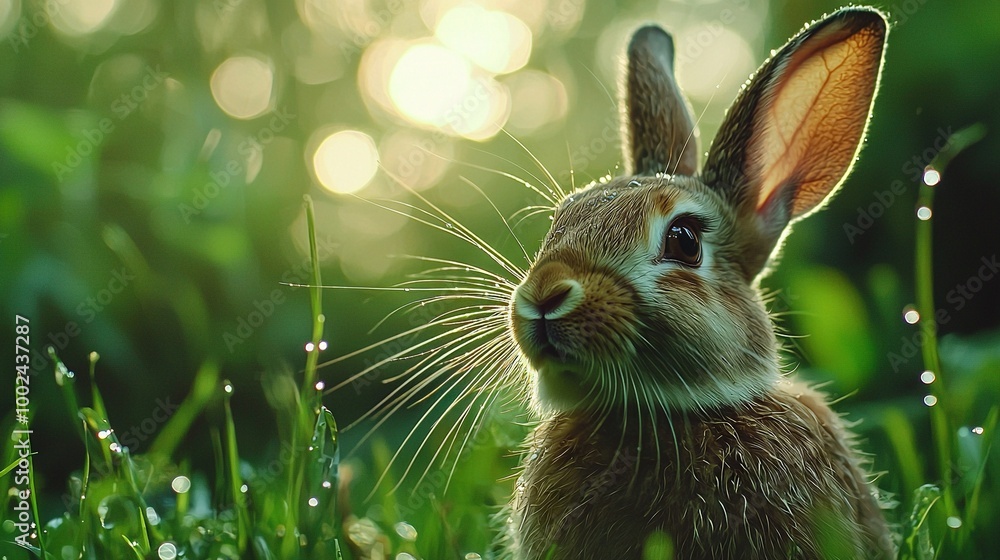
left=504, top=7, right=894, bottom=560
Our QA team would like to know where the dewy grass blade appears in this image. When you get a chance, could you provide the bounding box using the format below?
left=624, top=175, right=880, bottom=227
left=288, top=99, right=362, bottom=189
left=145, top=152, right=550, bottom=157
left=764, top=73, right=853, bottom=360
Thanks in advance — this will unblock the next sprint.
left=914, top=123, right=986, bottom=524
left=223, top=381, right=250, bottom=554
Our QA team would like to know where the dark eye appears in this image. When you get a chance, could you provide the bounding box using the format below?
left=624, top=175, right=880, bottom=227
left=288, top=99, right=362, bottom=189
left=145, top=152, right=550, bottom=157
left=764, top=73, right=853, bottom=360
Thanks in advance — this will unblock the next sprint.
left=661, top=216, right=702, bottom=266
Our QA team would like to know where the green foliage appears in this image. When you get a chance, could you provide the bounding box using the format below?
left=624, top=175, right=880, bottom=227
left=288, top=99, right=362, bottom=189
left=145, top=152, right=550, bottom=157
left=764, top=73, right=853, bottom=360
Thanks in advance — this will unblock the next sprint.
left=1, top=1, right=998, bottom=559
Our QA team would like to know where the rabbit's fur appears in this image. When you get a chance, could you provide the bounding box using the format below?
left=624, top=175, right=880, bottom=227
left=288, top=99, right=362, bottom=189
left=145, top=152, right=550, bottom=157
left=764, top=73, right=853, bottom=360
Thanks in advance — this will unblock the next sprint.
left=506, top=7, right=893, bottom=559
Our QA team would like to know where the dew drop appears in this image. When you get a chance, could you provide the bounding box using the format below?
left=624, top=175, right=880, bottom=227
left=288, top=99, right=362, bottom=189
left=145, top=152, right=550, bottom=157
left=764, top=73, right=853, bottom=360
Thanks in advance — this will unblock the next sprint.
left=224, top=383, right=234, bottom=394
left=920, top=370, right=935, bottom=384
left=923, top=167, right=941, bottom=186
left=903, top=306, right=920, bottom=324
left=171, top=476, right=191, bottom=494
left=315, top=381, right=325, bottom=391
left=308, top=497, right=319, bottom=507
left=916, top=206, right=932, bottom=220
left=923, top=395, right=938, bottom=407
left=394, top=521, right=418, bottom=541
left=146, top=507, right=161, bottom=525
left=465, top=554, right=484, bottom=560
left=322, top=480, right=332, bottom=488
left=319, top=340, right=328, bottom=351
left=98, top=430, right=113, bottom=439
left=396, top=554, right=417, bottom=560
left=240, top=484, right=248, bottom=493
left=157, top=542, right=178, bottom=560
left=305, top=342, right=315, bottom=352
left=946, top=516, right=962, bottom=529
left=109, top=443, right=122, bottom=453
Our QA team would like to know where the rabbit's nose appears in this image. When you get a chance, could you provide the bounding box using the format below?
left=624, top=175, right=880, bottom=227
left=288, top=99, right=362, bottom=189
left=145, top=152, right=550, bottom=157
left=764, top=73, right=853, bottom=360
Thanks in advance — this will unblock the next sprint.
left=513, top=279, right=584, bottom=320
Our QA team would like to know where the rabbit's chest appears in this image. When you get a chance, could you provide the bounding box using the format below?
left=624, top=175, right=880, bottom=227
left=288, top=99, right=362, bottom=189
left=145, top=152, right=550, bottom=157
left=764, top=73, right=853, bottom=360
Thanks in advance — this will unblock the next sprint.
left=506, top=388, right=885, bottom=560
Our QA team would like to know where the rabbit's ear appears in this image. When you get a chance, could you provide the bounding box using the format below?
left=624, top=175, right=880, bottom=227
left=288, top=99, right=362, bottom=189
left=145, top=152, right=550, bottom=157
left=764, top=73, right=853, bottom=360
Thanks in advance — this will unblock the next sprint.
left=624, top=26, right=699, bottom=177
left=704, top=8, right=887, bottom=258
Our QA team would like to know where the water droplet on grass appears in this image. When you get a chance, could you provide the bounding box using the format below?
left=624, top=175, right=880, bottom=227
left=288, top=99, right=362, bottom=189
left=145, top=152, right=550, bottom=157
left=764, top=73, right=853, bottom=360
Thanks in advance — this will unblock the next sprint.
left=923, top=167, right=941, bottom=186
left=394, top=521, right=418, bottom=541
left=171, top=476, right=191, bottom=493
left=157, top=542, right=178, bottom=560
left=920, top=370, right=935, bottom=384
left=923, top=395, right=938, bottom=407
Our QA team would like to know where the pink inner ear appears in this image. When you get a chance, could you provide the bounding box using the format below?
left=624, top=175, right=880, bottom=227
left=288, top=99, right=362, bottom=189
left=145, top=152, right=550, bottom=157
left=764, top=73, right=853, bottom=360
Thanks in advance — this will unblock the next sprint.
left=750, top=23, right=884, bottom=218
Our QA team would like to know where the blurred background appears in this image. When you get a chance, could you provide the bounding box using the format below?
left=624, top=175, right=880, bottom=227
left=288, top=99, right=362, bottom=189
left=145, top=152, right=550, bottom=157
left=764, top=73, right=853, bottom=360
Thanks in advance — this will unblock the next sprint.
left=1, top=0, right=998, bottom=552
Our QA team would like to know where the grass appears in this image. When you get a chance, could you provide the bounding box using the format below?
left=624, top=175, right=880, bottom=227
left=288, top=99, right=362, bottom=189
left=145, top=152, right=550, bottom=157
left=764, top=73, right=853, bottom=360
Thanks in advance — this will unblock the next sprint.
left=1, top=131, right=997, bottom=559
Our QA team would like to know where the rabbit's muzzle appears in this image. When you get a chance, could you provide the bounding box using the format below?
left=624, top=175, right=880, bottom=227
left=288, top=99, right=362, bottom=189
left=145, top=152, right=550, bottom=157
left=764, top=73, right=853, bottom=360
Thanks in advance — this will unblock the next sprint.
left=510, top=260, right=638, bottom=372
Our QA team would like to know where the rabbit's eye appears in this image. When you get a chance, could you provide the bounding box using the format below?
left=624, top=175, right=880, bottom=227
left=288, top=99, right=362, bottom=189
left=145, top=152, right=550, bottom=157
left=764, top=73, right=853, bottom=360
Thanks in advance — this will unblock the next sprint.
left=661, top=217, right=702, bottom=266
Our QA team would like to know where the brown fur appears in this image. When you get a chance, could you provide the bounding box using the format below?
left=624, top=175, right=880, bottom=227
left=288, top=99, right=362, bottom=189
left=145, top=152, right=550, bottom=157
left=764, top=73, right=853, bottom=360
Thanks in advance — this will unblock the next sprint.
left=503, top=7, right=892, bottom=559
left=508, top=382, right=893, bottom=559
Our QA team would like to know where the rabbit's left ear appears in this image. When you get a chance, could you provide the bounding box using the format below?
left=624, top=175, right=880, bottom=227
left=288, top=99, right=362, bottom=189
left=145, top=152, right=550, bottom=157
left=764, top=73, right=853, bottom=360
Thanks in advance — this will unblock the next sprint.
left=704, top=8, right=887, bottom=232
left=624, top=26, right=699, bottom=176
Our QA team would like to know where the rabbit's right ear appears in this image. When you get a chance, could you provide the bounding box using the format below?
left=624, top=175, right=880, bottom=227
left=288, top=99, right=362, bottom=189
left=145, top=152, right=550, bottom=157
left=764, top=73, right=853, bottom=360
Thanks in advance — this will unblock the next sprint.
left=703, top=8, right=887, bottom=278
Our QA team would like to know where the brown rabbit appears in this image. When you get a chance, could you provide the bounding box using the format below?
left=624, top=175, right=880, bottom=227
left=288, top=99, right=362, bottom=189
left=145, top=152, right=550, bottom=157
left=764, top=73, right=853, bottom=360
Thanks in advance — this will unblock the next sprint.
left=505, top=7, right=894, bottom=559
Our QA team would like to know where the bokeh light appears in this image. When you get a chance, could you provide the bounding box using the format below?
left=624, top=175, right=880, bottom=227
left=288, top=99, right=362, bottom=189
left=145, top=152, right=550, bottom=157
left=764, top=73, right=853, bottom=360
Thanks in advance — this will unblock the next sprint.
left=210, top=55, right=274, bottom=119
left=389, top=43, right=473, bottom=125
left=504, top=70, right=569, bottom=135
left=0, top=0, right=20, bottom=38
left=676, top=25, right=756, bottom=104
left=49, top=0, right=118, bottom=35
left=312, top=130, right=380, bottom=194
left=435, top=4, right=532, bottom=74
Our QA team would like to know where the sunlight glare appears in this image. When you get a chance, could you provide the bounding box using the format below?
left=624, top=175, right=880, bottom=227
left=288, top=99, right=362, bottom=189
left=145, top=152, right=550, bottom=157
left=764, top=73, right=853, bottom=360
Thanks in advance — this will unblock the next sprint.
left=210, top=56, right=274, bottom=120
left=388, top=43, right=510, bottom=140
left=50, top=0, right=118, bottom=35
left=435, top=4, right=532, bottom=74
left=313, top=130, right=380, bottom=194
left=389, top=43, right=472, bottom=124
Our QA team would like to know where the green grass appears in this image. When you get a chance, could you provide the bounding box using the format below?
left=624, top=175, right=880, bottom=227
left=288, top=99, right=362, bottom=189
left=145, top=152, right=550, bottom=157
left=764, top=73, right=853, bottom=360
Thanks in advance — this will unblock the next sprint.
left=2, top=133, right=998, bottom=559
